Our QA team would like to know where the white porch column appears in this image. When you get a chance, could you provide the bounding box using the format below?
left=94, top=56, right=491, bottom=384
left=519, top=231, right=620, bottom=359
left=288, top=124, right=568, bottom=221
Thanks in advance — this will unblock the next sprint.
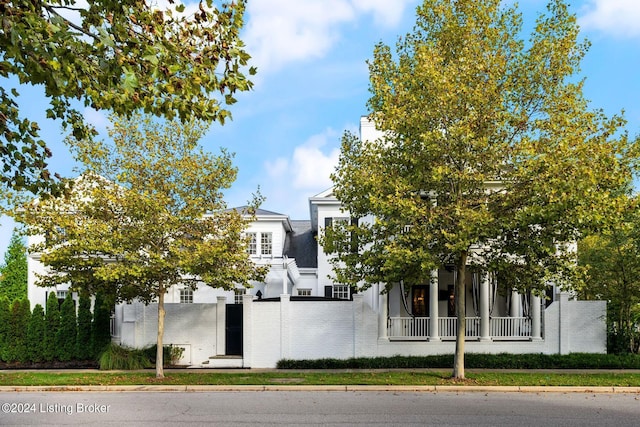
left=378, top=291, right=388, bottom=339
left=479, top=272, right=491, bottom=341
left=510, top=290, right=522, bottom=317
left=216, top=296, right=226, bottom=356
left=531, top=293, right=542, bottom=341
left=429, top=269, right=440, bottom=341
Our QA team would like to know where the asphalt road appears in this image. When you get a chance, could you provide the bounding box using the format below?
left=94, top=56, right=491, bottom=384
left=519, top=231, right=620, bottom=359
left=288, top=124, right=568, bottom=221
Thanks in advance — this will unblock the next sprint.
left=1, top=390, right=639, bottom=426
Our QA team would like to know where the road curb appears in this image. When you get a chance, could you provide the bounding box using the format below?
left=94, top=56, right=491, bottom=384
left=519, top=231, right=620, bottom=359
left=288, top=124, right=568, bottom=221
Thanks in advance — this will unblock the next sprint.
left=2, top=385, right=640, bottom=393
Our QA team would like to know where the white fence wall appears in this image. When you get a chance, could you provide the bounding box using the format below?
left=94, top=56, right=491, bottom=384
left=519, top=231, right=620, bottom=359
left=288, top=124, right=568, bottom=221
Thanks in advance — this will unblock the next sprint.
left=115, top=292, right=606, bottom=368
left=118, top=302, right=218, bottom=366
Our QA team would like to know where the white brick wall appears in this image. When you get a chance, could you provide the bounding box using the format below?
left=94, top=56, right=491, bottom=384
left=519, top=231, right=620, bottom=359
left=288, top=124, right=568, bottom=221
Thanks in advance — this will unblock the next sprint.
left=119, top=302, right=217, bottom=365
left=116, top=290, right=607, bottom=368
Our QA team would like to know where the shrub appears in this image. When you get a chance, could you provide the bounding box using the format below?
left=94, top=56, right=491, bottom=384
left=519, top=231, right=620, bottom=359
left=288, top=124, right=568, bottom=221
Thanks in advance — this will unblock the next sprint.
left=44, top=292, right=60, bottom=361
left=0, top=296, right=9, bottom=362
left=144, top=344, right=185, bottom=366
left=6, top=298, right=30, bottom=363
left=76, top=293, right=92, bottom=360
left=98, top=343, right=152, bottom=370
left=277, top=353, right=640, bottom=370
left=91, top=292, right=112, bottom=357
left=56, top=293, right=77, bottom=361
left=27, top=304, right=46, bottom=363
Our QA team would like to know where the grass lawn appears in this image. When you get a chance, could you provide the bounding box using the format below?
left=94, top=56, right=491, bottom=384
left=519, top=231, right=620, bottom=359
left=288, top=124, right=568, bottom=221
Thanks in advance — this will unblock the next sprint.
left=1, top=370, right=640, bottom=387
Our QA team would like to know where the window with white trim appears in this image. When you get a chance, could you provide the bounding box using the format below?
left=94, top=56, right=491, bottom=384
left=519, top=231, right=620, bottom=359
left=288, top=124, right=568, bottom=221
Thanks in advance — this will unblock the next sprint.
left=297, top=289, right=311, bottom=296
left=333, top=284, right=350, bottom=300
left=180, top=288, right=193, bottom=304
left=260, top=232, right=272, bottom=256
left=247, top=233, right=257, bottom=255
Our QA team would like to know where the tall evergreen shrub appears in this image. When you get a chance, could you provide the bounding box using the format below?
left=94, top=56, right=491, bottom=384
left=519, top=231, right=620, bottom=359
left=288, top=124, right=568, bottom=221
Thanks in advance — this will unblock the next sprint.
left=27, top=304, right=46, bottom=362
left=0, top=230, right=28, bottom=302
left=91, top=292, right=112, bottom=357
left=76, top=293, right=92, bottom=360
left=7, top=299, right=30, bottom=362
left=0, top=296, right=9, bottom=362
left=44, top=292, right=60, bottom=361
left=56, top=293, right=77, bottom=361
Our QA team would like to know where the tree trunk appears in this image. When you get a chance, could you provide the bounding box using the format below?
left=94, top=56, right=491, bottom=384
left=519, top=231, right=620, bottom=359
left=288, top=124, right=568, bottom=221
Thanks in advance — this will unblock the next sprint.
left=156, top=287, right=165, bottom=379
left=452, top=251, right=467, bottom=379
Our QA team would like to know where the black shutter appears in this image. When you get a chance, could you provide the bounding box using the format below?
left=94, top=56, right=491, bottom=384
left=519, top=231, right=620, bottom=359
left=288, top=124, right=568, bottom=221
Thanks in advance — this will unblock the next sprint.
left=324, top=286, right=333, bottom=298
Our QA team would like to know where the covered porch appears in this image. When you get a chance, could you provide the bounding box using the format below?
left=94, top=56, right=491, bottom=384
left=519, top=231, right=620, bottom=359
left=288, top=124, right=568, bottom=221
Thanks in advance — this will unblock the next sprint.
left=382, top=269, right=544, bottom=342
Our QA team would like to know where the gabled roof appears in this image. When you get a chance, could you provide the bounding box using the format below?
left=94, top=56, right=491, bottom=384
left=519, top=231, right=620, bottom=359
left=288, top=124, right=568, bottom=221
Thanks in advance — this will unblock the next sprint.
left=231, top=206, right=293, bottom=232
left=308, top=187, right=342, bottom=232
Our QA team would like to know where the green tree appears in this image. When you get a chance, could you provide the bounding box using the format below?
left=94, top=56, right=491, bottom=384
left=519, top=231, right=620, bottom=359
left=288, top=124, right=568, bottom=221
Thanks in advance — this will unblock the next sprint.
left=56, top=292, right=76, bottom=361
left=91, top=292, right=112, bottom=359
left=76, top=292, right=93, bottom=360
left=0, top=228, right=28, bottom=302
left=577, top=196, right=640, bottom=353
left=43, top=291, right=60, bottom=361
left=322, top=0, right=638, bottom=379
left=0, top=296, right=9, bottom=361
left=27, top=304, right=46, bottom=363
left=0, top=0, right=254, bottom=195
left=19, top=114, right=267, bottom=377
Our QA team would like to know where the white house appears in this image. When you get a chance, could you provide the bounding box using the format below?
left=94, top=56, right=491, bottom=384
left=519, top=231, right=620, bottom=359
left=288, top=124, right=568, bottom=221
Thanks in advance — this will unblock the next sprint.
left=27, top=117, right=607, bottom=368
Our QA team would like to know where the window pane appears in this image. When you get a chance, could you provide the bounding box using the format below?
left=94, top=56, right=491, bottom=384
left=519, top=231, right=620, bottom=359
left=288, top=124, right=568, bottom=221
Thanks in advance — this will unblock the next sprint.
left=180, top=288, right=193, bottom=304
left=247, top=233, right=257, bottom=255
left=333, top=285, right=349, bottom=300
left=261, top=232, right=272, bottom=255
left=234, top=289, right=245, bottom=304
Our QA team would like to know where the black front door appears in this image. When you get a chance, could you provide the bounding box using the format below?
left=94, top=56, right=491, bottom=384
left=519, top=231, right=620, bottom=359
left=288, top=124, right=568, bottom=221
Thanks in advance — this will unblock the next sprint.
left=225, top=304, right=243, bottom=356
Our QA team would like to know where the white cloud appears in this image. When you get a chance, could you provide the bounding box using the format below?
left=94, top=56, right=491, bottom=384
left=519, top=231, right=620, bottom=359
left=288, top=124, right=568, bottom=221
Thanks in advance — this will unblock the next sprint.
left=579, top=0, right=640, bottom=38
left=260, top=127, right=356, bottom=218
left=290, top=132, right=341, bottom=189
left=351, top=0, right=410, bottom=27
left=264, top=129, right=340, bottom=190
left=244, top=0, right=416, bottom=73
left=264, top=157, right=289, bottom=180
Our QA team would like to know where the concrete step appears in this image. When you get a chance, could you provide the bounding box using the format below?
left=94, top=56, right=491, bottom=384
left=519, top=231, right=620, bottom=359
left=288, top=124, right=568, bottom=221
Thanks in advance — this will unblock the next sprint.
left=190, top=355, right=244, bottom=369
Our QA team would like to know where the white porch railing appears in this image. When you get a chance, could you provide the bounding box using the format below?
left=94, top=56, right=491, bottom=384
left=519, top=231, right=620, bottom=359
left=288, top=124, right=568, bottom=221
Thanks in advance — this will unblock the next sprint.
left=388, top=316, right=533, bottom=340
left=388, top=317, right=430, bottom=340
left=439, top=317, right=481, bottom=339
left=490, top=316, right=531, bottom=340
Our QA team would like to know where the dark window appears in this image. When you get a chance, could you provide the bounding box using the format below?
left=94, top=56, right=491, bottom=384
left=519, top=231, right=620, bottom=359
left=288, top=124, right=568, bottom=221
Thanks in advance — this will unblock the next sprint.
left=412, top=285, right=429, bottom=317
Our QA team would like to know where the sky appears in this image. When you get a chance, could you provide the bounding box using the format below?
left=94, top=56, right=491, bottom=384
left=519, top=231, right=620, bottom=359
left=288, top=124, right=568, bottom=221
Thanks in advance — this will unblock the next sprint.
left=2, top=0, right=640, bottom=257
